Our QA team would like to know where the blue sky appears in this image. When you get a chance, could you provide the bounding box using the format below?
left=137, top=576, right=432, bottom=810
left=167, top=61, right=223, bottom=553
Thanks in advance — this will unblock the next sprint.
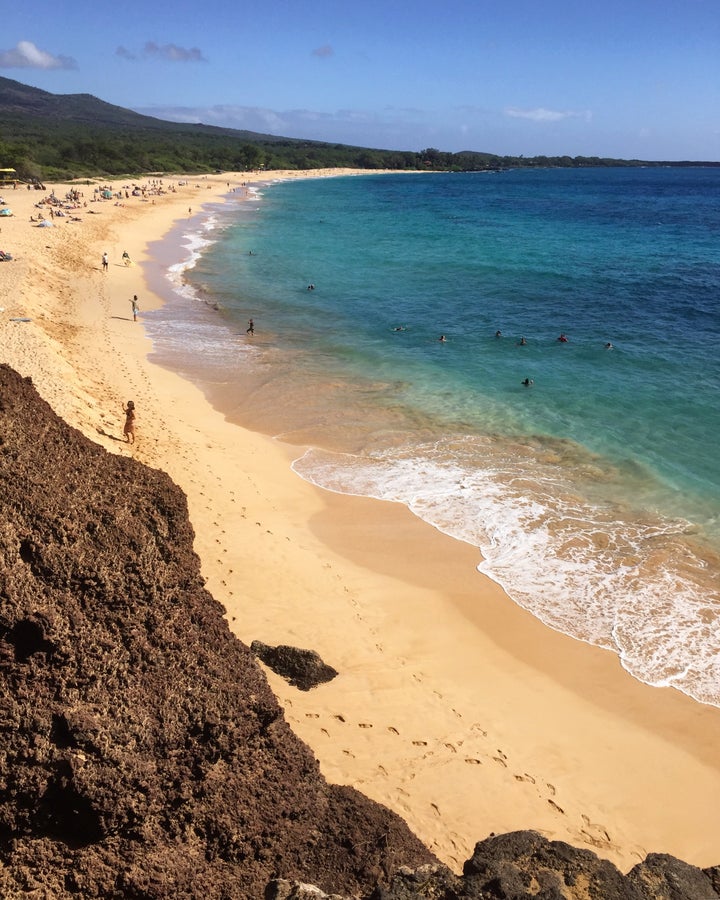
left=1, top=0, right=718, bottom=160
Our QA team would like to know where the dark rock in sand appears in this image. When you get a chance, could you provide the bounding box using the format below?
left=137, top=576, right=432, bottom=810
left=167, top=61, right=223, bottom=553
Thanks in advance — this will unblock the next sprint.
left=0, top=364, right=436, bottom=898
left=627, top=853, right=720, bottom=899
left=251, top=640, right=339, bottom=691
left=461, top=830, right=644, bottom=899
left=291, top=832, right=720, bottom=899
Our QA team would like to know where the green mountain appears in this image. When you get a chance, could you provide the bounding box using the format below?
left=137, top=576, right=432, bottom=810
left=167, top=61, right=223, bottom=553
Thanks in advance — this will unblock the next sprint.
left=0, top=76, right=421, bottom=179
left=0, top=75, right=288, bottom=139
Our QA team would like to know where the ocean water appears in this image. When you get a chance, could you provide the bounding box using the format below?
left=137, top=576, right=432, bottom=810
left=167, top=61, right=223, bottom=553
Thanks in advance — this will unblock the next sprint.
left=145, top=168, right=720, bottom=707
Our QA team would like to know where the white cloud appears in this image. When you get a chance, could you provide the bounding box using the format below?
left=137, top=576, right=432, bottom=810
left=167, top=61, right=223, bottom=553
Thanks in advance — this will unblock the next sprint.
left=505, top=106, right=591, bottom=123
left=116, top=42, right=206, bottom=63
left=0, top=40, right=76, bottom=70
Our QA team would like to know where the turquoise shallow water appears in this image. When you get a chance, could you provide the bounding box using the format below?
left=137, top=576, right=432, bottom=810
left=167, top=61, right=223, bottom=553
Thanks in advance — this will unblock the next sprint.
left=146, top=169, right=720, bottom=707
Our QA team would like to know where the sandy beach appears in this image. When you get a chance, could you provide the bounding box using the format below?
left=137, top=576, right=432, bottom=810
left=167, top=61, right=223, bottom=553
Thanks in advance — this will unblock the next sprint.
left=2, top=170, right=720, bottom=875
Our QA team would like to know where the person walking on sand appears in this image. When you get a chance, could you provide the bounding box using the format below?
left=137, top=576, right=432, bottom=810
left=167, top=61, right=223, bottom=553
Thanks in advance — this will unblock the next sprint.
left=123, top=401, right=136, bottom=444
left=102, top=252, right=109, bottom=272
left=129, top=295, right=139, bottom=322
left=246, top=318, right=255, bottom=335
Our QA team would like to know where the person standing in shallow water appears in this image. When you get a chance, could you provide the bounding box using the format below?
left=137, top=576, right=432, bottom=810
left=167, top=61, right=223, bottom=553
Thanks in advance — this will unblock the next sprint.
left=123, top=401, right=136, bottom=444
left=246, top=318, right=254, bottom=335
left=129, top=295, right=139, bottom=322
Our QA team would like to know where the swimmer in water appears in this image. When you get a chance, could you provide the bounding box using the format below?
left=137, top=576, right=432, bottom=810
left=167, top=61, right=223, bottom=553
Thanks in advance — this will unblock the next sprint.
left=518, top=336, right=527, bottom=345
left=438, top=334, right=447, bottom=343
left=521, top=378, right=534, bottom=386
left=557, top=333, right=568, bottom=342
left=605, top=342, right=614, bottom=350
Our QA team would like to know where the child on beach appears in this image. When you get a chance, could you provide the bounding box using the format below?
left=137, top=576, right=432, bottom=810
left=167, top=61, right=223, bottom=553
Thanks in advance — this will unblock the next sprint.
left=123, top=401, right=136, bottom=444
left=129, top=295, right=139, bottom=322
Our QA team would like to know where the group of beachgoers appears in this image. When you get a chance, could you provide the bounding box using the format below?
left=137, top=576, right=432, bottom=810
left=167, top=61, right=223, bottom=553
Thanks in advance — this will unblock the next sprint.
left=493, top=330, right=613, bottom=350
left=388, top=326, right=615, bottom=388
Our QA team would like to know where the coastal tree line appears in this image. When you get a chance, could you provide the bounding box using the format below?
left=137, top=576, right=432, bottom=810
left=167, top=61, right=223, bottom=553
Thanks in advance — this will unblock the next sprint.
left=2, top=125, right=696, bottom=183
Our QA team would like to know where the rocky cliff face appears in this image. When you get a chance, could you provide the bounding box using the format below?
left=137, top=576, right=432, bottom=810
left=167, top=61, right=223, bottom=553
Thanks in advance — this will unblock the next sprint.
left=0, top=364, right=436, bottom=897
left=2, top=363, right=719, bottom=900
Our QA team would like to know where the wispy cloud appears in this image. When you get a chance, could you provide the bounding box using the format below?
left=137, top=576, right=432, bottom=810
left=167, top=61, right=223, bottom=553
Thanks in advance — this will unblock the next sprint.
left=0, top=40, right=76, bottom=70
left=505, top=107, right=592, bottom=123
left=116, top=42, right=206, bottom=63
left=312, top=44, right=334, bottom=59
left=133, top=102, right=424, bottom=148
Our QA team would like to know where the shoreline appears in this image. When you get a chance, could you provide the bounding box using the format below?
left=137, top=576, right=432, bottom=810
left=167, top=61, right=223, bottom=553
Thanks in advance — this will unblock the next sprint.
left=2, top=171, right=720, bottom=873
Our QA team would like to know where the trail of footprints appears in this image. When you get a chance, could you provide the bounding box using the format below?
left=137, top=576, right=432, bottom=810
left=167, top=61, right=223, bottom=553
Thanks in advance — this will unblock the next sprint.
left=303, top=709, right=558, bottom=795
left=290, top=706, right=613, bottom=853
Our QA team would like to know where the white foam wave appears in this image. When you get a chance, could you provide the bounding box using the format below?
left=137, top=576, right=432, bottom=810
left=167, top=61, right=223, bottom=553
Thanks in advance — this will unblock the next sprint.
left=292, top=439, right=720, bottom=707
left=164, top=214, right=222, bottom=302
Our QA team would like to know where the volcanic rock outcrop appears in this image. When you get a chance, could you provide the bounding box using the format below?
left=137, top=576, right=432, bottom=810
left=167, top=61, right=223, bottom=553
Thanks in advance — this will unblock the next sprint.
left=0, top=364, right=436, bottom=897
left=270, top=832, right=720, bottom=899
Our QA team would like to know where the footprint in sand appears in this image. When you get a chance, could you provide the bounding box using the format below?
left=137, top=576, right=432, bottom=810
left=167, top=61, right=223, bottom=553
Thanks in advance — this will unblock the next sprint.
left=464, top=758, right=482, bottom=765
left=305, top=713, right=319, bottom=719
left=514, top=773, right=536, bottom=784
left=444, top=743, right=457, bottom=753
left=581, top=814, right=611, bottom=843
left=333, top=714, right=346, bottom=723
left=431, top=802, right=441, bottom=817
left=358, top=723, right=373, bottom=729
left=493, top=756, right=507, bottom=768
left=548, top=799, right=565, bottom=815
left=342, top=749, right=355, bottom=758
left=412, top=740, right=427, bottom=747
left=387, top=726, right=399, bottom=735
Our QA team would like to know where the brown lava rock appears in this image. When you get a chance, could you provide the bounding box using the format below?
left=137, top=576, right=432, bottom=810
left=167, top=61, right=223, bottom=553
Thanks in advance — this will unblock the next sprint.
left=0, top=364, right=436, bottom=898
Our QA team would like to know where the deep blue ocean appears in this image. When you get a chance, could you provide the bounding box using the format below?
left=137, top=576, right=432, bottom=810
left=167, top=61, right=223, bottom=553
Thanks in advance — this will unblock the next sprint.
left=146, top=168, right=720, bottom=707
